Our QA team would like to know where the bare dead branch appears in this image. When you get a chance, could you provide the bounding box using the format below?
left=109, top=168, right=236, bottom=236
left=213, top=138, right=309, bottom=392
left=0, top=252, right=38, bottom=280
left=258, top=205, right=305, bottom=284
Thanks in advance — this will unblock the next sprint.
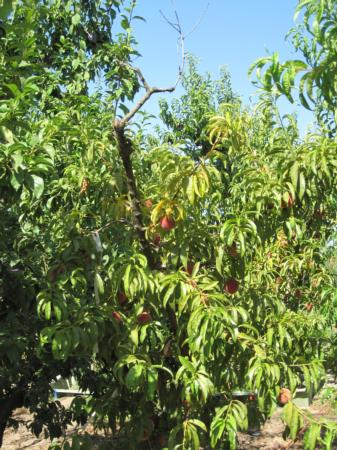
left=118, top=61, right=151, bottom=91
left=159, top=9, right=180, bottom=33
left=115, top=85, right=176, bottom=129
left=185, top=2, right=210, bottom=38
left=114, top=8, right=185, bottom=129
left=132, top=65, right=150, bottom=91
left=115, top=2, right=209, bottom=129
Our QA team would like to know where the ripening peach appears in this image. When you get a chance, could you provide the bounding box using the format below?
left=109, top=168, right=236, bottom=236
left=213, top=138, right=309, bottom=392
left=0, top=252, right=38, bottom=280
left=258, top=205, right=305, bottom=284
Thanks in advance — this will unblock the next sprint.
left=278, top=388, right=292, bottom=405
left=112, top=311, right=122, bottom=322
left=117, top=291, right=127, bottom=305
left=144, top=198, right=153, bottom=209
left=224, top=278, right=239, bottom=294
left=281, top=193, right=294, bottom=209
left=153, top=233, right=161, bottom=246
left=137, top=311, right=152, bottom=325
left=160, top=215, right=176, bottom=231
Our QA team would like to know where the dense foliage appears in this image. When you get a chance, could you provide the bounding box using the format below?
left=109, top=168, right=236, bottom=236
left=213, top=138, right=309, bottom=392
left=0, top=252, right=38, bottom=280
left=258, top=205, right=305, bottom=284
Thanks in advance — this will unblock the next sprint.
left=1, top=1, right=337, bottom=449
left=251, top=0, right=337, bottom=132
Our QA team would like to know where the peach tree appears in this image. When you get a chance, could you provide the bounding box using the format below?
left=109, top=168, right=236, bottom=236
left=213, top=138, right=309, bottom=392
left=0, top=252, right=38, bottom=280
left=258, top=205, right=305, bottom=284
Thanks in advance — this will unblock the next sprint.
left=1, top=1, right=337, bottom=449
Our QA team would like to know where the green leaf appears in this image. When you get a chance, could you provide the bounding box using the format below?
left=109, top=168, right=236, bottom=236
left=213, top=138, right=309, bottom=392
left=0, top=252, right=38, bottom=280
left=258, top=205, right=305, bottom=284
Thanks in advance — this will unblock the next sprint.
left=210, top=417, right=226, bottom=447
left=298, top=171, right=306, bottom=200
left=283, top=402, right=301, bottom=440
left=290, top=162, right=299, bottom=189
left=121, top=17, right=129, bottom=30
left=130, top=327, right=138, bottom=346
left=96, top=273, right=104, bottom=294
left=146, top=368, right=158, bottom=400
left=0, top=0, right=13, bottom=19
left=186, top=175, right=195, bottom=204
left=45, top=301, right=51, bottom=320
left=0, top=126, right=14, bottom=143
left=189, top=419, right=207, bottom=432
left=94, top=272, right=104, bottom=303
left=215, top=247, right=224, bottom=275
left=322, top=425, right=336, bottom=448
left=123, top=264, right=132, bottom=292
left=10, top=171, right=22, bottom=190
left=125, top=364, right=144, bottom=390
left=168, top=423, right=182, bottom=450
left=26, top=174, right=44, bottom=198
left=72, top=13, right=81, bottom=26
left=187, top=423, right=200, bottom=450
left=178, top=356, right=196, bottom=374
left=133, top=15, right=146, bottom=22
left=303, top=422, right=320, bottom=450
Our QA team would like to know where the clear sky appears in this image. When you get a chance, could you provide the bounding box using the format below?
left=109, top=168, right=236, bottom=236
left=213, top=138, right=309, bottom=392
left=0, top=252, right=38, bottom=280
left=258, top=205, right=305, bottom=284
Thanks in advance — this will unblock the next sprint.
left=129, top=0, right=314, bottom=134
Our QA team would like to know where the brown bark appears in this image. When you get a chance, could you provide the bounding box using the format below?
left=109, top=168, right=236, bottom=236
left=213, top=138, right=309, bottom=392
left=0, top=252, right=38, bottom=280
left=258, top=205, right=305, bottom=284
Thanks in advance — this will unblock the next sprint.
left=114, top=120, right=156, bottom=270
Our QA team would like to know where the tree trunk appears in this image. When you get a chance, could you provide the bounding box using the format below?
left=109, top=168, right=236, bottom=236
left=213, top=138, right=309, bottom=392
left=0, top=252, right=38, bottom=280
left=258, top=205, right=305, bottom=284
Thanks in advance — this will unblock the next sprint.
left=0, top=391, right=25, bottom=448
left=114, top=121, right=156, bottom=270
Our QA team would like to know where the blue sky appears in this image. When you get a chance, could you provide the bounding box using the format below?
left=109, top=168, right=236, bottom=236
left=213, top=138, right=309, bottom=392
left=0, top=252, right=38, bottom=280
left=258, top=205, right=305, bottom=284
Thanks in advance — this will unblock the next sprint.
left=129, top=0, right=314, bottom=134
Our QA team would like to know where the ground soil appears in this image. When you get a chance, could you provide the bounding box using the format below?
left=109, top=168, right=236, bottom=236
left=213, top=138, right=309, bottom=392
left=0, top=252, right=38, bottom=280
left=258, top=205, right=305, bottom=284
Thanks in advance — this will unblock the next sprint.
left=237, top=400, right=337, bottom=449
left=2, top=395, right=337, bottom=449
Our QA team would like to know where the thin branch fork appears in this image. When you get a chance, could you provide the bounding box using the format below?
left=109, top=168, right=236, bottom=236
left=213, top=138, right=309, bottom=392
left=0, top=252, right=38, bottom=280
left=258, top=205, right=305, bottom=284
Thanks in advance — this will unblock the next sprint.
left=115, top=4, right=187, bottom=129
left=114, top=83, right=176, bottom=130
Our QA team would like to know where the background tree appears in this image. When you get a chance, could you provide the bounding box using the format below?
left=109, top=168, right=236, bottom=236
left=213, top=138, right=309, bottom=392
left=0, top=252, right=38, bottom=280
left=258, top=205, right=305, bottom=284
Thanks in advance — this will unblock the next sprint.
left=250, top=0, right=337, bottom=134
left=158, top=55, right=238, bottom=158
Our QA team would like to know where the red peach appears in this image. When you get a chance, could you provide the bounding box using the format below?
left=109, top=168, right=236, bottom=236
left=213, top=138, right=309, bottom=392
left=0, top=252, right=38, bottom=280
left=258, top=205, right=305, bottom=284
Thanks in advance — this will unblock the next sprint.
left=117, top=291, right=127, bottom=305
left=160, top=215, right=176, bottom=231
left=153, top=233, right=161, bottom=246
left=305, top=303, right=313, bottom=312
left=112, top=311, right=122, bottom=322
left=137, top=311, right=152, bottom=325
left=224, top=278, right=239, bottom=294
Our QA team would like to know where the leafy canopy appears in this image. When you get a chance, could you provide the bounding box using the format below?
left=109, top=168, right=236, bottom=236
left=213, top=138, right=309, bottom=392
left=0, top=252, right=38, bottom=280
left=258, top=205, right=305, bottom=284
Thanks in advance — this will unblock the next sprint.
left=1, top=1, right=337, bottom=449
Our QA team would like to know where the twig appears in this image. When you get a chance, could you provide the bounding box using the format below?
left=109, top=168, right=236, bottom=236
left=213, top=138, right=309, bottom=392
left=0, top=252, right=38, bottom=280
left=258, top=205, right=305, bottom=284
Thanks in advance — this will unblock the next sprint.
left=92, top=218, right=131, bottom=234
left=184, top=2, right=210, bottom=38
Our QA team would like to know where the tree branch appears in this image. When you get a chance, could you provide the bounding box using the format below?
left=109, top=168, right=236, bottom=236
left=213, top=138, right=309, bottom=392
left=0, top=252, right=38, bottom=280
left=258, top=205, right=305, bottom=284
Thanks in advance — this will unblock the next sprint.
left=116, top=7, right=186, bottom=128
left=112, top=8, right=189, bottom=269
left=116, top=85, right=176, bottom=129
